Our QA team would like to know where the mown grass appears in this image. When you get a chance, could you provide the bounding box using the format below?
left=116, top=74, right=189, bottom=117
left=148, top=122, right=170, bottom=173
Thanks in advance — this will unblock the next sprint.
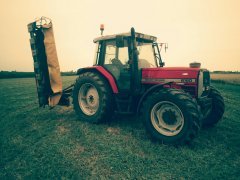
left=0, top=77, right=240, bottom=179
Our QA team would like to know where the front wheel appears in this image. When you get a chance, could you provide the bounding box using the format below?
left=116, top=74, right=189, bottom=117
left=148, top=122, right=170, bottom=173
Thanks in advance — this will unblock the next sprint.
left=141, top=89, right=201, bottom=145
left=202, top=87, right=225, bottom=127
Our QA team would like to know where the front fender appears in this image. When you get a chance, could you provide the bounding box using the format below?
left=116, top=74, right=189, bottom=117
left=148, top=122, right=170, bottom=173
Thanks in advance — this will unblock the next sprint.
left=136, top=82, right=173, bottom=114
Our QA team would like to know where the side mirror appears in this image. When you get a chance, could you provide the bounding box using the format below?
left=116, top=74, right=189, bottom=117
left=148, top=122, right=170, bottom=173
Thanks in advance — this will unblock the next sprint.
left=116, top=35, right=124, bottom=47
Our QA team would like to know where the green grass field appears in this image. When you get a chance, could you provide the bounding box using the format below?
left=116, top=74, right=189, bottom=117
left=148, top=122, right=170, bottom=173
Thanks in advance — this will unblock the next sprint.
left=0, top=76, right=240, bottom=179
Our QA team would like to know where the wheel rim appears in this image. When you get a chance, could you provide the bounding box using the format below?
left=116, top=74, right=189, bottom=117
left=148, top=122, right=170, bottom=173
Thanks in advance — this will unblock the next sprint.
left=150, top=101, right=184, bottom=136
left=78, top=83, right=99, bottom=116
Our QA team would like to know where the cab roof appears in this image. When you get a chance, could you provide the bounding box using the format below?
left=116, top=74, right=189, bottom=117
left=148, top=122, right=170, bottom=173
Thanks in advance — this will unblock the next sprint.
left=93, top=32, right=157, bottom=43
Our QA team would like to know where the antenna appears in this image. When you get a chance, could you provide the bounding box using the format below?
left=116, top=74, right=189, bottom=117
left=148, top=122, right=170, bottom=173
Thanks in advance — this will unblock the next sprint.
left=165, top=43, right=168, bottom=52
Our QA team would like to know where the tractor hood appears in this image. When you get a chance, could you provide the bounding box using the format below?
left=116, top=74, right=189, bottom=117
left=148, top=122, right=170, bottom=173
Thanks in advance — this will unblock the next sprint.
left=141, top=67, right=201, bottom=84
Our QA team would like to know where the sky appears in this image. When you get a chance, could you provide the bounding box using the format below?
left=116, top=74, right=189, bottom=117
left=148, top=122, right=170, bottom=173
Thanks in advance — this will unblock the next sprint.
left=0, top=0, right=240, bottom=72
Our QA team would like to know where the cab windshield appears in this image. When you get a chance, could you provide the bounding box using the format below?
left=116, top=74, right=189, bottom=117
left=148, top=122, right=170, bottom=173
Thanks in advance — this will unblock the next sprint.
left=137, top=42, right=158, bottom=68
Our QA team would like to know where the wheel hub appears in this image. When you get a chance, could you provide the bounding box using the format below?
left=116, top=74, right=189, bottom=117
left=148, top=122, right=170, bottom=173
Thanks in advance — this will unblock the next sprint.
left=86, top=88, right=98, bottom=107
left=162, top=109, right=177, bottom=125
left=88, top=95, right=94, bottom=103
left=151, top=101, right=184, bottom=136
left=78, top=83, right=99, bottom=116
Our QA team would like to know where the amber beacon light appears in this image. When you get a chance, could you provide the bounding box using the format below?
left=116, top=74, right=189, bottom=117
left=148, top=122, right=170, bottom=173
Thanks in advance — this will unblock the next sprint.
left=100, top=24, right=104, bottom=35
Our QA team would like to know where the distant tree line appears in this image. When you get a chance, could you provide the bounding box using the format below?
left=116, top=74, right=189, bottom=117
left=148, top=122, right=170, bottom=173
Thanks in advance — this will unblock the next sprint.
left=0, top=71, right=77, bottom=79
left=211, top=71, right=240, bottom=74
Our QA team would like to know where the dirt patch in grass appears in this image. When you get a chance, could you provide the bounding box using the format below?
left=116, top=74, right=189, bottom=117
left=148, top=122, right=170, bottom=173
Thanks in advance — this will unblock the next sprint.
left=56, top=125, right=70, bottom=134
left=107, top=127, right=120, bottom=135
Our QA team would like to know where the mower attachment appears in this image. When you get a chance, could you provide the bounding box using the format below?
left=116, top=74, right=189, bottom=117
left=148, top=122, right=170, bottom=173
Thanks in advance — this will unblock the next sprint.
left=27, top=17, right=64, bottom=107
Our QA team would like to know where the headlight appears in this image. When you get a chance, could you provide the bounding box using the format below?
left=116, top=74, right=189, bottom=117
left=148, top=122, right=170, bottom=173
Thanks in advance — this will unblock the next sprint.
left=198, top=71, right=204, bottom=97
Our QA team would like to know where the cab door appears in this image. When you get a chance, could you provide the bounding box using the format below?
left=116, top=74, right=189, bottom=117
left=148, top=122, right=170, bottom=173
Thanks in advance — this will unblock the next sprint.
left=102, top=39, right=131, bottom=91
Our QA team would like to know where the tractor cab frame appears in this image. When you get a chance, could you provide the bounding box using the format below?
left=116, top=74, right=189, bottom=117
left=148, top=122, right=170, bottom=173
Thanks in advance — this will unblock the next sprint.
left=92, top=29, right=164, bottom=94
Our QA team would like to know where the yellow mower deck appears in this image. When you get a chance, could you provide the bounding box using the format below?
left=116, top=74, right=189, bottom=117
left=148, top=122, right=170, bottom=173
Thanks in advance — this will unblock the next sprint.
left=27, top=18, right=63, bottom=107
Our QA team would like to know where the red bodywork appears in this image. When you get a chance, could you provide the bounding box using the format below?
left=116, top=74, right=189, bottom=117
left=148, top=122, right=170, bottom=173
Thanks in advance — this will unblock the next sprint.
left=142, top=67, right=200, bottom=96
left=81, top=66, right=200, bottom=96
left=142, top=67, right=200, bottom=83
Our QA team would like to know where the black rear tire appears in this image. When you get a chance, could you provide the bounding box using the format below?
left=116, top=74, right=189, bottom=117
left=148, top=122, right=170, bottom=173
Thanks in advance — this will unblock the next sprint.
left=202, top=87, right=225, bottom=127
left=73, top=72, right=113, bottom=123
left=141, top=88, right=201, bottom=145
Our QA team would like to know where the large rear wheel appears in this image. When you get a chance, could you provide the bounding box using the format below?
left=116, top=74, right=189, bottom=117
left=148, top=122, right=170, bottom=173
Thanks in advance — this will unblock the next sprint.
left=73, top=72, right=113, bottom=123
left=142, top=89, right=201, bottom=145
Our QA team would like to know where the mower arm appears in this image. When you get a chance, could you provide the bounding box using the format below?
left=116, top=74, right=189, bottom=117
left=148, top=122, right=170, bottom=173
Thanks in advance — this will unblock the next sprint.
left=27, top=17, right=70, bottom=107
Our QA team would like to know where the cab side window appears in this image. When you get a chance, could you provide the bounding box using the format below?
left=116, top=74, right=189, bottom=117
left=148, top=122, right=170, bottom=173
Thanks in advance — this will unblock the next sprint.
left=103, top=40, right=130, bottom=90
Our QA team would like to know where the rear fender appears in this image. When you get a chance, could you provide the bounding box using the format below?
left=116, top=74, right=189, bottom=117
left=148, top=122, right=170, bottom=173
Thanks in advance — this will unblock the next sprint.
left=77, top=66, right=119, bottom=93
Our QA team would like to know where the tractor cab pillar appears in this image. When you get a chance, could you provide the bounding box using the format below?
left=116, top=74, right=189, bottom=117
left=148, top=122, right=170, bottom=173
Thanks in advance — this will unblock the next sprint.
left=129, top=28, right=141, bottom=95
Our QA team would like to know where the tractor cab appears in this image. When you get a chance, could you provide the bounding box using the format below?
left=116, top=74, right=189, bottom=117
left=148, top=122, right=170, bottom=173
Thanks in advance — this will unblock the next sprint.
left=92, top=30, right=164, bottom=92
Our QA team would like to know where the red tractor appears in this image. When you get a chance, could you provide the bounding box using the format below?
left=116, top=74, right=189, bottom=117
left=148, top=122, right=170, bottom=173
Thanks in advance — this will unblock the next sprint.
left=28, top=18, right=224, bottom=145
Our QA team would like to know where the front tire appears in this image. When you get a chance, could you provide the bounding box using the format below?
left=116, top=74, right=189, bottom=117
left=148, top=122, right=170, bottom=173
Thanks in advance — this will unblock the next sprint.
left=202, top=87, right=225, bottom=127
left=73, top=72, right=113, bottom=123
left=142, top=89, right=201, bottom=145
